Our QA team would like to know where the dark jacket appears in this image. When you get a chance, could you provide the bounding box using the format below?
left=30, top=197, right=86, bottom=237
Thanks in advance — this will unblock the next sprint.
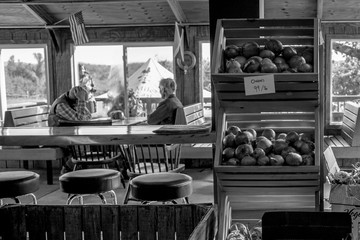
left=147, top=94, right=183, bottom=125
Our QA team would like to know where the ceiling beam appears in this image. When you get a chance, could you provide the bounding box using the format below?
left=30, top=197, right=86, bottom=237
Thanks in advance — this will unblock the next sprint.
left=22, top=4, right=58, bottom=25
left=0, top=0, right=207, bottom=4
left=317, top=0, right=323, bottom=19
left=167, top=0, right=187, bottom=23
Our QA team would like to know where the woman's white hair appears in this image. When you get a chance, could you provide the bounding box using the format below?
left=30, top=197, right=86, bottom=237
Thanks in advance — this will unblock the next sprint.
left=159, top=78, right=176, bottom=93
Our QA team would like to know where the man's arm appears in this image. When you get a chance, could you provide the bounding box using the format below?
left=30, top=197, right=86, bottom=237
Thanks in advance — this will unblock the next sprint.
left=56, top=101, right=92, bottom=121
left=147, top=102, right=168, bottom=124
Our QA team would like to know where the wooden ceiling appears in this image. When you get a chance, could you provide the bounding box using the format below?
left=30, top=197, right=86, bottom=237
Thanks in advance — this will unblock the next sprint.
left=0, top=0, right=359, bottom=29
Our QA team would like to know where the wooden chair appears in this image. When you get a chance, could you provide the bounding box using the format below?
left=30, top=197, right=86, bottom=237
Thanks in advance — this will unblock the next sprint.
left=118, top=144, right=185, bottom=204
left=58, top=120, right=125, bottom=188
left=69, top=145, right=121, bottom=170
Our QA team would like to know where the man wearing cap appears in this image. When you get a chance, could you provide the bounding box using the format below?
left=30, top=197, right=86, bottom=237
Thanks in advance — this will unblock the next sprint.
left=48, top=73, right=94, bottom=127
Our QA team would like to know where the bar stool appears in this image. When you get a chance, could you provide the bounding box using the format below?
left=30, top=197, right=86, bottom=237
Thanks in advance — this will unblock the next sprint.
left=129, top=172, right=193, bottom=204
left=0, top=171, right=40, bottom=205
left=59, top=168, right=121, bottom=204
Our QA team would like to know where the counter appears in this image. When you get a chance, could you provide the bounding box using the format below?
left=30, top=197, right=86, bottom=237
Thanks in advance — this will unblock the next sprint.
left=0, top=125, right=216, bottom=146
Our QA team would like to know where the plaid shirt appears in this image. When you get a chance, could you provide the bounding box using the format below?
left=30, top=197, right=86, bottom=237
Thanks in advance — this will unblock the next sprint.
left=56, top=100, right=91, bottom=121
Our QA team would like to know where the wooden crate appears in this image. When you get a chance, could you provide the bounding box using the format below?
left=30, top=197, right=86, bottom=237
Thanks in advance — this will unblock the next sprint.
left=211, top=18, right=322, bottom=240
left=212, top=18, right=319, bottom=112
left=212, top=18, right=319, bottom=76
left=0, top=204, right=216, bottom=240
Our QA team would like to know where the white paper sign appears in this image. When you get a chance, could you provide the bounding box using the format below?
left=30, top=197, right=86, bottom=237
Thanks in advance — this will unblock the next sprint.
left=244, top=74, right=275, bottom=96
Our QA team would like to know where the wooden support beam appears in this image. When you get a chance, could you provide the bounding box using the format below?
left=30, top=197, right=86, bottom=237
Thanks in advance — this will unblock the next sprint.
left=167, top=0, right=188, bottom=23
left=22, top=4, right=58, bottom=25
left=317, top=0, right=323, bottom=19
left=0, top=0, right=207, bottom=5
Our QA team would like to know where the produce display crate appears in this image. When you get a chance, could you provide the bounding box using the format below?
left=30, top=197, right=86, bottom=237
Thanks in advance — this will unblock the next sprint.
left=0, top=204, right=216, bottom=240
left=211, top=18, right=322, bottom=240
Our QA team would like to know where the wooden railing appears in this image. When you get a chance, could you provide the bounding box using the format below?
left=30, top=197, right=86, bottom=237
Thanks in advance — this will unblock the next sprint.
left=139, top=97, right=162, bottom=115
left=332, top=95, right=360, bottom=122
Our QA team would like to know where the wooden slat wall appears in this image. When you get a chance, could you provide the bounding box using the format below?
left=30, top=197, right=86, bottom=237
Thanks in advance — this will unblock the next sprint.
left=0, top=204, right=216, bottom=240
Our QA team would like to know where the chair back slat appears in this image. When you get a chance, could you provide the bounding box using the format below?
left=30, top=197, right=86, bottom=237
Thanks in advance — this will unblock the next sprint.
left=148, top=145, right=155, bottom=173
left=156, top=146, right=162, bottom=172
left=140, top=145, right=148, bottom=174
left=162, top=146, right=169, bottom=172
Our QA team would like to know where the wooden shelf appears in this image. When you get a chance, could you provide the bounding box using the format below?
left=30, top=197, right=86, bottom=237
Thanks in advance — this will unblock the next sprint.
left=211, top=18, right=322, bottom=240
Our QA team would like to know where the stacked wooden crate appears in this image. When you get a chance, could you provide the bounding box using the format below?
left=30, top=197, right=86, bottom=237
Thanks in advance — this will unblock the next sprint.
left=211, top=18, right=322, bottom=240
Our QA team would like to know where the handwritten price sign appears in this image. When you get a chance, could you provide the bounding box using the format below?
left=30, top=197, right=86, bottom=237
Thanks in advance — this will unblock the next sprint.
left=244, top=74, right=275, bottom=96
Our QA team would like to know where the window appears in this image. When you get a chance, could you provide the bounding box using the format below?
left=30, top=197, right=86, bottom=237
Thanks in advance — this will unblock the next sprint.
left=73, top=45, right=124, bottom=118
left=73, top=44, right=173, bottom=118
left=327, top=36, right=360, bottom=125
left=200, top=42, right=211, bottom=119
left=126, top=45, right=173, bottom=116
left=0, top=45, right=49, bottom=117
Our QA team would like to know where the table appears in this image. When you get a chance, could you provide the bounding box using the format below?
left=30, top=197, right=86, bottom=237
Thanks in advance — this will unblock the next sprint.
left=112, top=117, right=147, bottom=126
left=61, top=117, right=147, bottom=126
left=0, top=125, right=216, bottom=146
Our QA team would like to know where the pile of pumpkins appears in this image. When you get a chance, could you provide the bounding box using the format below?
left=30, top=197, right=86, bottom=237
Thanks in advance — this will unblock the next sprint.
left=221, top=126, right=315, bottom=166
left=223, top=39, right=313, bottom=74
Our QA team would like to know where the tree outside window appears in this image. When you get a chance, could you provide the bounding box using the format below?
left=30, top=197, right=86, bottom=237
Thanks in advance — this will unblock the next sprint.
left=0, top=47, right=48, bottom=113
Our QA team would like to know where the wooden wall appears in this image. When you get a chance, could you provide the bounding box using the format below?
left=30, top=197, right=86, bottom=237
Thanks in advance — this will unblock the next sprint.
left=0, top=25, right=210, bottom=106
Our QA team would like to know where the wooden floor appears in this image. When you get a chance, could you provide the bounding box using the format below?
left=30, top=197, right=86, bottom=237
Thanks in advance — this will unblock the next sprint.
left=0, top=167, right=214, bottom=205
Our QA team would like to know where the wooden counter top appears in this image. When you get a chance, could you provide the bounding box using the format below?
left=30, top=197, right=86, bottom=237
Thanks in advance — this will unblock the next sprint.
left=0, top=125, right=216, bottom=146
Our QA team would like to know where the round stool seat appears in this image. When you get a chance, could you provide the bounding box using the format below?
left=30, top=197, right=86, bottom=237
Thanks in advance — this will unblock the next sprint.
left=59, top=169, right=121, bottom=194
left=0, top=171, right=40, bottom=198
left=130, top=172, right=193, bottom=202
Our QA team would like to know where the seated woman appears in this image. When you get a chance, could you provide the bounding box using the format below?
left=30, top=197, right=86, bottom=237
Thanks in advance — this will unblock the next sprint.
left=147, top=78, right=183, bottom=125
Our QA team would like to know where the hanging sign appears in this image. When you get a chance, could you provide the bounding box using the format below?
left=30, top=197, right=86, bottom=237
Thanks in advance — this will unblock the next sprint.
left=244, top=74, right=275, bottom=96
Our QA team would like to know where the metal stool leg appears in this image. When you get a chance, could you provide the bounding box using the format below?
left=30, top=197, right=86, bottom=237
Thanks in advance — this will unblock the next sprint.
left=98, top=193, right=107, bottom=204
left=26, top=193, right=38, bottom=204
left=108, top=190, right=118, bottom=204
left=67, top=194, right=80, bottom=205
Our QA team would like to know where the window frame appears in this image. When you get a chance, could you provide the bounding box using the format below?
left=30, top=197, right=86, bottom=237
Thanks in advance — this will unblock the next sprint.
left=71, top=41, right=174, bottom=118
left=199, top=40, right=211, bottom=119
left=0, top=44, right=50, bottom=119
left=325, top=34, right=360, bottom=128
left=123, top=42, right=174, bottom=116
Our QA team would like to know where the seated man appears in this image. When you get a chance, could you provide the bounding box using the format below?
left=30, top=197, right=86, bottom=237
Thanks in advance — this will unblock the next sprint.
left=48, top=73, right=95, bottom=174
left=147, top=78, right=183, bottom=125
left=48, top=72, right=95, bottom=127
left=48, top=85, right=91, bottom=127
